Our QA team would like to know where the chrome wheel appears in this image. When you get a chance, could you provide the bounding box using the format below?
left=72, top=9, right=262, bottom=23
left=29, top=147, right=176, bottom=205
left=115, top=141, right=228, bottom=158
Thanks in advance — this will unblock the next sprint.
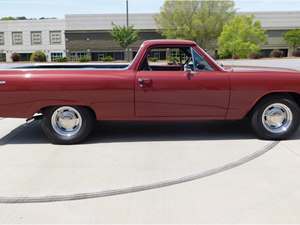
left=51, top=106, right=83, bottom=137
left=262, top=103, right=293, bottom=134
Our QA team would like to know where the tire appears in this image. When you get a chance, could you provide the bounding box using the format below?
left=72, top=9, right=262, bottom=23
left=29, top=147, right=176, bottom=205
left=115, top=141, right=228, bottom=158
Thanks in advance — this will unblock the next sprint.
left=251, top=96, right=300, bottom=140
left=41, top=106, right=95, bottom=145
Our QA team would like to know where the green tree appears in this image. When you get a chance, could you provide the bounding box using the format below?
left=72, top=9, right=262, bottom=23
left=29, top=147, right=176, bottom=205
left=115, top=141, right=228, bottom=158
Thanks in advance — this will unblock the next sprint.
left=1, top=16, right=16, bottom=20
left=16, top=16, right=27, bottom=20
left=284, top=29, right=300, bottom=51
left=1, top=16, right=27, bottom=20
left=111, top=24, right=138, bottom=61
left=155, top=0, right=235, bottom=51
left=218, top=15, right=267, bottom=59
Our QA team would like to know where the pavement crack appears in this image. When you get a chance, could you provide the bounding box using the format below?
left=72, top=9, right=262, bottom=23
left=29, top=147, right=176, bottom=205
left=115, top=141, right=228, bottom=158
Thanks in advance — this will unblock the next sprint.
left=0, top=141, right=279, bottom=204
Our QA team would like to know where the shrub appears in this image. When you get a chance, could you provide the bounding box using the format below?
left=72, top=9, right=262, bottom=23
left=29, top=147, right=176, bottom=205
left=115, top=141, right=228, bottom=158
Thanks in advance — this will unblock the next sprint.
left=79, top=56, right=91, bottom=63
left=102, top=56, right=113, bottom=62
left=30, top=51, right=47, bottom=62
left=11, top=53, right=20, bottom=62
left=167, top=56, right=179, bottom=65
left=270, top=50, right=283, bottom=58
left=232, top=55, right=240, bottom=59
left=148, top=57, right=158, bottom=62
left=218, top=52, right=232, bottom=59
left=54, top=57, right=68, bottom=62
left=284, top=29, right=300, bottom=53
left=292, top=50, right=300, bottom=57
left=248, top=52, right=262, bottom=59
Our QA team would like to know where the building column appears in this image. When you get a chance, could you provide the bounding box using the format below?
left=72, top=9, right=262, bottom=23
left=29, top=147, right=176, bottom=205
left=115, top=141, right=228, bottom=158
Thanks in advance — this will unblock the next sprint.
left=6, top=52, right=12, bottom=63
left=128, top=49, right=133, bottom=61
left=45, top=50, right=51, bottom=62
left=288, top=47, right=294, bottom=57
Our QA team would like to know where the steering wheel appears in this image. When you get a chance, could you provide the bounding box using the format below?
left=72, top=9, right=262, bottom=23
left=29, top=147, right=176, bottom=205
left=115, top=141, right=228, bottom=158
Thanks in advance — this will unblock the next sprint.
left=182, top=57, right=193, bottom=71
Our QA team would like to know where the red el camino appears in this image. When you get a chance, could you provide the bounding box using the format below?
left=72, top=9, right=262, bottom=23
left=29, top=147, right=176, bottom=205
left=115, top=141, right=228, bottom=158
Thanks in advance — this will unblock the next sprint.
left=0, top=39, right=300, bottom=144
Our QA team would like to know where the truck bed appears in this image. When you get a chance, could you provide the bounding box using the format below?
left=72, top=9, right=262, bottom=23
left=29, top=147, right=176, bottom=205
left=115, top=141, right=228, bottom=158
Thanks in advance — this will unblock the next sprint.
left=0, top=63, right=129, bottom=70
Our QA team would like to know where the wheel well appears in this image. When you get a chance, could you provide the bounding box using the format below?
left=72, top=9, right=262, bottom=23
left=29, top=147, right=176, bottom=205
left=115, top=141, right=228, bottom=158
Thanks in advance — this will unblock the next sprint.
left=39, top=105, right=97, bottom=119
left=246, top=92, right=300, bottom=118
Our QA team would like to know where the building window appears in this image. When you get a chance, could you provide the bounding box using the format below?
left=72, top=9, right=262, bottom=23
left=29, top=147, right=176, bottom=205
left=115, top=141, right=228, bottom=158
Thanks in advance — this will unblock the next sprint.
left=0, top=32, right=4, bottom=45
left=51, top=52, right=63, bottom=61
left=149, top=49, right=167, bottom=60
left=31, top=31, right=42, bottom=45
left=69, top=52, right=87, bottom=61
left=50, top=31, right=62, bottom=45
left=0, top=53, right=6, bottom=62
left=267, top=30, right=289, bottom=38
left=12, top=32, right=23, bottom=45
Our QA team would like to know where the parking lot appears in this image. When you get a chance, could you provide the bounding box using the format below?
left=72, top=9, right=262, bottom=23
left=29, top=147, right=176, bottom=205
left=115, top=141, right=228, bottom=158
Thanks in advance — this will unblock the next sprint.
left=0, top=59, right=300, bottom=223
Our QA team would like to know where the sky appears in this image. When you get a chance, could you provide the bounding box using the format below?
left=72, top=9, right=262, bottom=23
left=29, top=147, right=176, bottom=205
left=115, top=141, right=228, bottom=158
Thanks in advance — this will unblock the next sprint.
left=0, top=0, right=300, bottom=18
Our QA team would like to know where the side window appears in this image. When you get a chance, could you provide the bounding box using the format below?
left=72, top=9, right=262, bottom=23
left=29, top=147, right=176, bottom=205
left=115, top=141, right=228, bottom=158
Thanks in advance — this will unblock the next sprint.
left=192, top=49, right=214, bottom=72
left=140, top=47, right=192, bottom=71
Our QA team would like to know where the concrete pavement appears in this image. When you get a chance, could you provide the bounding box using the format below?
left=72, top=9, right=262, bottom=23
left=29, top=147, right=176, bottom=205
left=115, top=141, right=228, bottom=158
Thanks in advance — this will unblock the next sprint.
left=219, top=58, right=300, bottom=71
left=0, top=119, right=299, bottom=223
left=0, top=58, right=300, bottom=223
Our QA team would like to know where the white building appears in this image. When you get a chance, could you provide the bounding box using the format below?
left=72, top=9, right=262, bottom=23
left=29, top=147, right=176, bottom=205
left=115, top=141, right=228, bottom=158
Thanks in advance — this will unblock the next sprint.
left=240, top=11, right=300, bottom=56
left=0, top=11, right=299, bottom=62
left=0, top=19, right=66, bottom=62
left=65, top=11, right=300, bottom=59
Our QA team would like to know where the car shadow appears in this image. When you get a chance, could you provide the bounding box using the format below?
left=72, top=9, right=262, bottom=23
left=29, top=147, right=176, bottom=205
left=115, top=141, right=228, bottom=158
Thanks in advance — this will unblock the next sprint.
left=0, top=120, right=264, bottom=145
left=2, top=120, right=300, bottom=145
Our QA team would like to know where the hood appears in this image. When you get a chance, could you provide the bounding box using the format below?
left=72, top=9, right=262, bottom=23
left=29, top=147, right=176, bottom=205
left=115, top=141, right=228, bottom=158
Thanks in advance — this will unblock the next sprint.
left=224, top=65, right=298, bottom=73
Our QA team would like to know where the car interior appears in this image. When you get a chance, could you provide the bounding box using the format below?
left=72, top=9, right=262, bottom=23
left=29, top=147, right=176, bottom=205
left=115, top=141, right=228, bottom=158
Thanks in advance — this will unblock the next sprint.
left=140, top=46, right=214, bottom=72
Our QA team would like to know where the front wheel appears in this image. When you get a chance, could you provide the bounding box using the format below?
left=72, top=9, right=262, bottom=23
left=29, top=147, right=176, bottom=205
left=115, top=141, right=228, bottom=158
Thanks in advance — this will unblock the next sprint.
left=251, top=96, right=300, bottom=140
left=41, top=106, right=95, bottom=144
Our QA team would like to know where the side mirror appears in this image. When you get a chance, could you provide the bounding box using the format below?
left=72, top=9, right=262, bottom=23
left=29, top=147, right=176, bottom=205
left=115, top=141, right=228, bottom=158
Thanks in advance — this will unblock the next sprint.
left=184, top=64, right=194, bottom=80
left=184, top=64, right=192, bottom=72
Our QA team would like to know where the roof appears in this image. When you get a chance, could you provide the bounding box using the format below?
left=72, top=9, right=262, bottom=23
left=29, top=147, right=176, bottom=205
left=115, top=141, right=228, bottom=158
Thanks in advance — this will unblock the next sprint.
left=0, top=11, right=299, bottom=32
left=240, top=11, right=300, bottom=29
left=142, top=39, right=196, bottom=47
left=65, top=11, right=300, bottom=31
left=65, top=13, right=157, bottom=31
left=0, top=19, right=65, bottom=31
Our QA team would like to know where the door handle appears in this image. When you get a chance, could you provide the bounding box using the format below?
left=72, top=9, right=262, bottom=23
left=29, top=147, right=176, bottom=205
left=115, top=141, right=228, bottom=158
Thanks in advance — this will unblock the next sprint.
left=0, top=81, right=6, bottom=85
left=185, top=70, right=196, bottom=80
left=138, top=78, right=152, bottom=88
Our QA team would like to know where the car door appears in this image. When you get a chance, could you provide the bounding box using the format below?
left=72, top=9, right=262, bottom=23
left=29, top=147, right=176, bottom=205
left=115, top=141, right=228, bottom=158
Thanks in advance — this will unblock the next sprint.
left=135, top=47, right=230, bottom=119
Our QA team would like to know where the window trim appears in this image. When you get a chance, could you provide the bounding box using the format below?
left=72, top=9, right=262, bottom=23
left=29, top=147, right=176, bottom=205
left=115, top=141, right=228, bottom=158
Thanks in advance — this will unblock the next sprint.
left=138, top=45, right=216, bottom=72
left=31, top=31, right=42, bottom=45
left=49, top=30, right=62, bottom=45
left=12, top=32, right=23, bottom=45
left=0, top=32, right=4, bottom=45
left=139, top=46, right=191, bottom=71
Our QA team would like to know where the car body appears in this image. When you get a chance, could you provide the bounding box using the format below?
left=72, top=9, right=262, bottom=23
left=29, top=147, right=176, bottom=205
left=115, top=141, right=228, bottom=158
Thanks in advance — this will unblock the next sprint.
left=0, top=39, right=300, bottom=144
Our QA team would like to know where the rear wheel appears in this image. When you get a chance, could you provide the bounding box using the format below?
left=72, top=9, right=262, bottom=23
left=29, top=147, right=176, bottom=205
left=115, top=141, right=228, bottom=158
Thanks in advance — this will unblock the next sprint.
left=41, top=106, right=95, bottom=144
left=251, top=96, right=300, bottom=140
